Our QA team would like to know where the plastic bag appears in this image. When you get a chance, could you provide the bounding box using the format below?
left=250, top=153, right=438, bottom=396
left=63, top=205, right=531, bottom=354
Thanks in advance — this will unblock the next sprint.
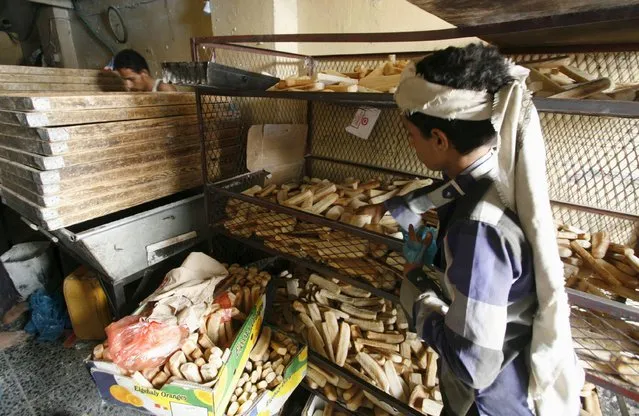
left=24, top=289, right=71, bottom=341
left=105, top=316, right=188, bottom=371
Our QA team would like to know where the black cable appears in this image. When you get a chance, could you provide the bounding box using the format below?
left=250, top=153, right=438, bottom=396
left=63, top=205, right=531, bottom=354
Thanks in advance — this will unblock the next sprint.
left=71, top=0, right=116, bottom=54
left=18, top=3, right=41, bottom=42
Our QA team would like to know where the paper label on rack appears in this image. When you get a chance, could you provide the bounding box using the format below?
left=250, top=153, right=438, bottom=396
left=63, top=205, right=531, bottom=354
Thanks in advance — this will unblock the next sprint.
left=346, top=107, right=381, bottom=140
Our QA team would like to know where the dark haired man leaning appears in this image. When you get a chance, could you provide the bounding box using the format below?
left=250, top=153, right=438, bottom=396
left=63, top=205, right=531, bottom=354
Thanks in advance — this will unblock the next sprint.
left=113, top=49, right=176, bottom=92
left=361, top=44, right=583, bottom=415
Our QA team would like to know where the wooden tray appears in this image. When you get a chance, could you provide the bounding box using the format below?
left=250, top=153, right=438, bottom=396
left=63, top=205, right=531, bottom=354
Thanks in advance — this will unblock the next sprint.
left=0, top=92, right=195, bottom=112
left=0, top=104, right=197, bottom=127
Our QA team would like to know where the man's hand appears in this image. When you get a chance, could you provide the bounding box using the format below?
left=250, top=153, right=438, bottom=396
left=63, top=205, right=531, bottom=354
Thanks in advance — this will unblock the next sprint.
left=356, top=203, right=386, bottom=224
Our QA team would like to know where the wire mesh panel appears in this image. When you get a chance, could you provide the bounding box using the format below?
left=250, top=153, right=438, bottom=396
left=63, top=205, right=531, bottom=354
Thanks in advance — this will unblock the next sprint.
left=309, top=102, right=441, bottom=179
left=541, top=112, right=638, bottom=245
left=194, top=44, right=639, bottom=402
left=552, top=205, right=637, bottom=248
left=198, top=95, right=244, bottom=183
left=571, top=305, right=639, bottom=400
left=197, top=93, right=306, bottom=184
left=207, top=172, right=406, bottom=294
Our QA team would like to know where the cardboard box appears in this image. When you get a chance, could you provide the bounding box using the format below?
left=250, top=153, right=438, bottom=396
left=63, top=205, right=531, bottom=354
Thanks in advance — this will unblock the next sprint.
left=86, top=295, right=266, bottom=416
left=241, top=327, right=307, bottom=416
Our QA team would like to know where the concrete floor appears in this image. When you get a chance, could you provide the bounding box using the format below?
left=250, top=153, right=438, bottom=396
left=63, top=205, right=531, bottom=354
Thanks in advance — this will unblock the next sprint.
left=0, top=339, right=141, bottom=416
left=0, top=337, right=637, bottom=416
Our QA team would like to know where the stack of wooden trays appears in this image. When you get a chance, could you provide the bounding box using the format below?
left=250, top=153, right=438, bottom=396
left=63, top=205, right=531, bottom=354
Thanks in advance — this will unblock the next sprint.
left=0, top=65, right=125, bottom=93
left=0, top=92, right=203, bottom=230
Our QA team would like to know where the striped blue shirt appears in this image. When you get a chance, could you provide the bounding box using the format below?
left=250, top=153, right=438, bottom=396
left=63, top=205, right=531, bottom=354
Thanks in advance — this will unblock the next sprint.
left=387, top=156, right=537, bottom=415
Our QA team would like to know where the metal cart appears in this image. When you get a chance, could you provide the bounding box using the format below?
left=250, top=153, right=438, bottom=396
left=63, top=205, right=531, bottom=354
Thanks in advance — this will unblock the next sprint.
left=18, top=191, right=207, bottom=317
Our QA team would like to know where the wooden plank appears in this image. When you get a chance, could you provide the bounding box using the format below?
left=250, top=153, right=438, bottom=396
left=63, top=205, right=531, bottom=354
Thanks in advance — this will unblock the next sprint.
left=0, top=126, right=200, bottom=156
left=36, top=115, right=200, bottom=142
left=0, top=124, right=46, bottom=140
left=56, top=173, right=202, bottom=216
left=0, top=111, right=24, bottom=126
left=0, top=157, right=60, bottom=184
left=61, top=124, right=202, bottom=154
left=0, top=172, right=202, bottom=229
left=0, top=83, right=124, bottom=93
left=0, top=92, right=195, bottom=112
left=0, top=165, right=201, bottom=208
left=0, top=73, right=123, bottom=86
left=52, top=144, right=201, bottom=180
left=0, top=152, right=200, bottom=196
left=0, top=134, right=68, bottom=155
left=0, top=134, right=199, bottom=169
left=0, top=146, right=64, bottom=170
left=59, top=134, right=202, bottom=166
left=0, top=104, right=197, bottom=127
left=51, top=176, right=201, bottom=229
left=0, top=170, right=60, bottom=195
left=0, top=144, right=200, bottom=184
left=0, top=176, right=61, bottom=207
left=0, top=65, right=118, bottom=77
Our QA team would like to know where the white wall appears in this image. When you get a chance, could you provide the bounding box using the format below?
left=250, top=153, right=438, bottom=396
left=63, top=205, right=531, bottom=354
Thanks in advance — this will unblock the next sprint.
left=211, top=0, right=477, bottom=56
left=296, top=0, right=476, bottom=55
left=38, top=0, right=213, bottom=72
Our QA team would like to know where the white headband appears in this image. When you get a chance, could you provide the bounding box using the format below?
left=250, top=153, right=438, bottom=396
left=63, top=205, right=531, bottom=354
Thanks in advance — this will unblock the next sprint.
left=394, top=61, right=493, bottom=121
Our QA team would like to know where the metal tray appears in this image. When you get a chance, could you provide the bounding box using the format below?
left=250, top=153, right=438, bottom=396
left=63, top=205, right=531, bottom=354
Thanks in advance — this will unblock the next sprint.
left=162, top=61, right=279, bottom=90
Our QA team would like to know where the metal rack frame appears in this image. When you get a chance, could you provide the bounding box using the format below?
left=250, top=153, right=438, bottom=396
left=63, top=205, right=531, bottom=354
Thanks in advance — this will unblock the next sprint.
left=567, top=289, right=639, bottom=401
left=195, top=82, right=639, bottom=237
left=193, top=31, right=639, bottom=406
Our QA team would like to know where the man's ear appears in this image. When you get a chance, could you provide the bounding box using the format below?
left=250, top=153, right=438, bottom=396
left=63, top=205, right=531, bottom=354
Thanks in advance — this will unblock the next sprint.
left=430, top=128, right=449, bottom=151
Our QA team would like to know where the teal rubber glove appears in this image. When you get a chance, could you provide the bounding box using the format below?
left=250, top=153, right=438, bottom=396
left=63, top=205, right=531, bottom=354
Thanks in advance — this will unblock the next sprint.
left=402, top=225, right=438, bottom=266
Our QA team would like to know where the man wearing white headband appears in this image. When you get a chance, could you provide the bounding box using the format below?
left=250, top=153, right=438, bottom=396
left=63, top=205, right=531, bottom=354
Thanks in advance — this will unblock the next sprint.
left=362, top=44, right=582, bottom=415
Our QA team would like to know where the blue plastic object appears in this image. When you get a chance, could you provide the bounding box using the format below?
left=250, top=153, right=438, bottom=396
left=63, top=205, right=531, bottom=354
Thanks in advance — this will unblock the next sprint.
left=24, top=289, right=70, bottom=341
left=402, top=226, right=438, bottom=266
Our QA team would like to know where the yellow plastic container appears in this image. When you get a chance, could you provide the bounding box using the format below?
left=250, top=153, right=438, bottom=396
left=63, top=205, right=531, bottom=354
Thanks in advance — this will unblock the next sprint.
left=63, top=266, right=112, bottom=340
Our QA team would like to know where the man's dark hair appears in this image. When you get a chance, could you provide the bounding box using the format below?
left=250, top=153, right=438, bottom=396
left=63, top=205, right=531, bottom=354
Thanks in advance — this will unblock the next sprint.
left=407, top=44, right=512, bottom=155
left=113, top=49, right=149, bottom=73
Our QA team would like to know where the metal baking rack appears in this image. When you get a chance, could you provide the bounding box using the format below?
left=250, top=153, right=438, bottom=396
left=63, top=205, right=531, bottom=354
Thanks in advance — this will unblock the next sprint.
left=192, top=23, right=639, bottom=410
